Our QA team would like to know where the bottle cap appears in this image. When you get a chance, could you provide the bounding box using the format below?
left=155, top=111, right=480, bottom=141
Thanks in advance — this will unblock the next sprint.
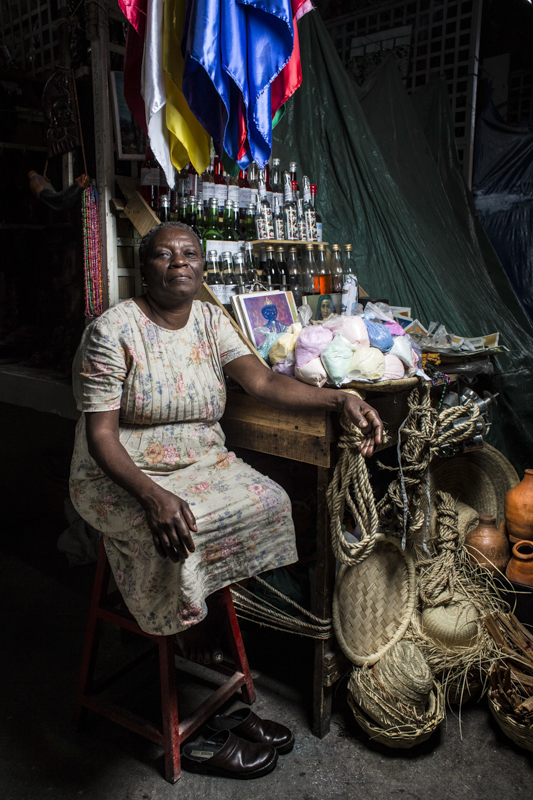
left=160, top=194, right=170, bottom=207
left=276, top=246, right=285, bottom=253
left=289, top=247, right=297, bottom=252
left=310, top=184, right=317, bottom=195
left=180, top=196, right=189, bottom=207
left=289, top=161, right=297, bottom=171
left=209, top=197, right=218, bottom=207
left=317, top=243, right=326, bottom=250
left=344, top=244, right=353, bottom=251
left=221, top=250, right=233, bottom=260
left=332, top=244, right=341, bottom=251
left=233, top=253, right=245, bottom=264
left=291, top=181, right=298, bottom=191
left=306, top=243, right=314, bottom=250
left=272, top=158, right=280, bottom=166
left=246, top=204, right=256, bottom=214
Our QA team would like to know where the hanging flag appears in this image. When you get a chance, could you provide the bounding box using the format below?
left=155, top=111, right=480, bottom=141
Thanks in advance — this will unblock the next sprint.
left=163, top=0, right=211, bottom=175
left=141, top=0, right=174, bottom=187
left=181, top=0, right=294, bottom=169
left=271, top=0, right=312, bottom=115
left=119, top=0, right=148, bottom=137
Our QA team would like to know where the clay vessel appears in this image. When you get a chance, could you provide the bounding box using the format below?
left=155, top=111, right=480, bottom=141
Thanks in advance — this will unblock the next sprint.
left=464, top=514, right=510, bottom=574
left=506, top=541, right=533, bottom=587
left=505, top=470, right=533, bottom=543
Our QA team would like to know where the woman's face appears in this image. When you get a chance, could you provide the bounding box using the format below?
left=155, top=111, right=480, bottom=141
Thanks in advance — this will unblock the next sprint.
left=320, top=298, right=334, bottom=319
left=143, top=227, right=204, bottom=306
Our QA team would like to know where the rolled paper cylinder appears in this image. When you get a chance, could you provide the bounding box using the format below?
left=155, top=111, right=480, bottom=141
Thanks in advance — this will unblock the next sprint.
left=295, top=356, right=328, bottom=387
left=383, top=353, right=406, bottom=380
left=295, top=324, right=333, bottom=368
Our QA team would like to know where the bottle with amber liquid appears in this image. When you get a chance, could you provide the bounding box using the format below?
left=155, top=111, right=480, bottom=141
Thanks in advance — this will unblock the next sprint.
left=314, top=245, right=331, bottom=294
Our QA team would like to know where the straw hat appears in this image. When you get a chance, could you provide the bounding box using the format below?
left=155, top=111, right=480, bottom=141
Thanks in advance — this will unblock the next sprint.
left=420, top=595, right=480, bottom=650
left=375, top=642, right=433, bottom=707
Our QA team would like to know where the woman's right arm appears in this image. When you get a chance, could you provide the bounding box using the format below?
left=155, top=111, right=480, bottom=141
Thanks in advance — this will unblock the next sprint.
left=85, top=410, right=197, bottom=562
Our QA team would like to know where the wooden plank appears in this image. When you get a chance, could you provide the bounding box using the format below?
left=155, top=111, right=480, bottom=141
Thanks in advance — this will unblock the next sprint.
left=122, top=190, right=161, bottom=237
left=221, top=419, right=333, bottom=467
left=224, top=392, right=328, bottom=437
left=116, top=175, right=140, bottom=201
left=323, top=649, right=351, bottom=688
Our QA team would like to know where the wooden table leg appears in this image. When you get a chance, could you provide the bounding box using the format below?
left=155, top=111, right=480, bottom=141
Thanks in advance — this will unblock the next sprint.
left=312, top=465, right=336, bottom=738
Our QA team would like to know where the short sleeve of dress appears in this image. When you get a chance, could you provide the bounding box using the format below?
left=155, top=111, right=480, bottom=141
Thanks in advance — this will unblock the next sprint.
left=215, top=308, right=252, bottom=366
left=72, top=313, right=128, bottom=413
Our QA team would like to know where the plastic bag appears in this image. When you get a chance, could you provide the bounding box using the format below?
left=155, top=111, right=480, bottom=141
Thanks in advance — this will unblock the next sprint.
left=295, top=324, right=333, bottom=368
left=256, top=329, right=284, bottom=361
left=346, top=346, right=385, bottom=381
left=323, top=314, right=370, bottom=347
left=295, top=356, right=328, bottom=387
left=363, top=318, right=394, bottom=352
left=297, top=304, right=313, bottom=327
left=384, top=319, right=406, bottom=336
left=268, top=322, right=302, bottom=365
left=320, top=333, right=356, bottom=386
left=272, top=350, right=296, bottom=376
left=364, top=301, right=394, bottom=322
left=389, top=335, right=414, bottom=366
left=383, top=354, right=406, bottom=380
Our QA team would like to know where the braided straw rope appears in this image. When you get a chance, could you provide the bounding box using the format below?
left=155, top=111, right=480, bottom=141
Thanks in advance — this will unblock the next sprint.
left=417, top=491, right=459, bottom=606
left=326, top=391, right=382, bottom=566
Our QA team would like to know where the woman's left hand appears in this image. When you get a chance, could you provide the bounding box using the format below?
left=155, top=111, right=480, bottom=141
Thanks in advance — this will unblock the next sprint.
left=342, top=393, right=383, bottom=457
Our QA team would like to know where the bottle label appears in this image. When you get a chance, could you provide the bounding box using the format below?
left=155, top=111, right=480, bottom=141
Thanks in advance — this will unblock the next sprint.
left=274, top=218, right=284, bottom=240
left=227, top=184, right=240, bottom=204
left=239, top=187, right=252, bottom=208
left=305, top=209, right=317, bottom=241
left=250, top=188, right=259, bottom=206
left=178, top=176, right=190, bottom=196
left=215, top=183, right=227, bottom=208
left=211, top=284, right=238, bottom=305
left=267, top=191, right=274, bottom=209
left=316, top=222, right=323, bottom=242
left=284, top=208, right=298, bottom=240
left=202, top=182, right=216, bottom=201
left=255, top=215, right=268, bottom=240
left=141, top=168, right=160, bottom=186
left=262, top=207, right=275, bottom=239
left=297, top=219, right=307, bottom=241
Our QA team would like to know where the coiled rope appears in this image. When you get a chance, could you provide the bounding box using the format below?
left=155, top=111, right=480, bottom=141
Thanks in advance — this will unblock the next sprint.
left=417, top=491, right=459, bottom=606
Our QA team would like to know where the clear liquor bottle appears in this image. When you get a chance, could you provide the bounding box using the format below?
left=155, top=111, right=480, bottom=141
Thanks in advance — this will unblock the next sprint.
left=286, top=246, right=302, bottom=305
left=270, top=157, right=283, bottom=208
left=310, top=185, right=322, bottom=242
left=302, top=176, right=317, bottom=241
left=329, top=244, right=344, bottom=293
left=343, top=243, right=357, bottom=281
left=273, top=196, right=284, bottom=241
left=276, top=246, right=289, bottom=291
left=232, top=252, right=247, bottom=289
left=244, top=242, right=259, bottom=283
left=258, top=170, right=275, bottom=239
left=247, top=162, right=259, bottom=207
left=301, top=243, right=317, bottom=295
left=206, top=251, right=224, bottom=285
left=227, top=171, right=240, bottom=207
left=296, top=197, right=306, bottom=241
left=264, top=246, right=279, bottom=289
left=283, top=172, right=298, bottom=241
left=220, top=250, right=235, bottom=285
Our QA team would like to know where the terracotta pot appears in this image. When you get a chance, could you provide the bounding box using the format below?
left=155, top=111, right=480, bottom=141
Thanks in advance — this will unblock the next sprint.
left=506, top=541, right=533, bottom=587
left=464, top=514, right=510, bottom=574
left=505, top=470, right=533, bottom=543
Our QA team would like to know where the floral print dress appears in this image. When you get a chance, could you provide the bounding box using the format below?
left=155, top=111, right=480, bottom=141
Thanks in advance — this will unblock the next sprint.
left=69, top=300, right=297, bottom=635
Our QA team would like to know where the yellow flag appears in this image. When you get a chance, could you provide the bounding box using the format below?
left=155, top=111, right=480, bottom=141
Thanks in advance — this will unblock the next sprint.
left=163, top=0, right=211, bottom=174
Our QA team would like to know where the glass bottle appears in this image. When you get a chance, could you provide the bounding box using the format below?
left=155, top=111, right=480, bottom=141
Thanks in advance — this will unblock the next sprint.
left=283, top=172, right=298, bottom=241
left=289, top=161, right=298, bottom=189
left=330, top=244, right=344, bottom=293
left=201, top=158, right=216, bottom=209
left=258, top=171, right=275, bottom=239
left=302, top=176, right=317, bottom=241
left=286, top=246, right=302, bottom=304
left=177, top=166, right=190, bottom=198
left=301, top=244, right=317, bottom=295
left=170, top=172, right=179, bottom=221
left=187, top=162, right=201, bottom=198
left=213, top=156, right=227, bottom=212
left=244, top=242, right=259, bottom=283
left=247, top=162, right=259, bottom=207
left=273, top=196, right=284, bottom=241
left=265, top=163, right=273, bottom=209
left=140, top=147, right=160, bottom=210
left=203, top=197, right=223, bottom=249
left=232, top=252, right=247, bottom=289
left=220, top=250, right=235, bottom=285
left=310, top=185, right=322, bottom=242
left=221, top=200, right=239, bottom=241
left=343, top=243, right=357, bottom=281
left=296, top=197, right=306, bottom=241
left=206, top=250, right=224, bottom=286
left=178, top=196, right=188, bottom=224
left=314, top=245, right=331, bottom=294
left=238, top=169, right=252, bottom=217
left=276, top=246, right=289, bottom=291
left=159, top=193, right=170, bottom=223
left=264, top=246, right=279, bottom=289
left=244, top=203, right=256, bottom=241
left=186, top=195, right=202, bottom=237
left=271, top=157, right=283, bottom=208
left=227, top=172, right=240, bottom=206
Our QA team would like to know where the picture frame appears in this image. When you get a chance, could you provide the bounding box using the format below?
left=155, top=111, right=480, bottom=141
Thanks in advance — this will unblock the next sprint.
left=109, top=71, right=147, bottom=160
left=233, top=291, right=297, bottom=348
left=303, top=293, right=342, bottom=321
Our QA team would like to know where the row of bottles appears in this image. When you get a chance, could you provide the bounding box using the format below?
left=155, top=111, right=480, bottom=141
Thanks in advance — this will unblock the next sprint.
left=204, top=242, right=357, bottom=308
left=143, top=148, right=323, bottom=243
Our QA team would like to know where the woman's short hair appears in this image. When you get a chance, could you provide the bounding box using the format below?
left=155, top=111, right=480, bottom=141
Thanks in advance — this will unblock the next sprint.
left=139, top=222, right=203, bottom=266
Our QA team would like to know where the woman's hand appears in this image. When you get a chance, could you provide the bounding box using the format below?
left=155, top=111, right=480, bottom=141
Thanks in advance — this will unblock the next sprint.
left=342, top=393, right=383, bottom=458
left=141, top=487, right=197, bottom=562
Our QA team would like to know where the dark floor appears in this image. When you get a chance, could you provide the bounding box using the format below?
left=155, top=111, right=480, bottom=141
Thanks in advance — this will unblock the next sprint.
left=1, top=404, right=532, bottom=799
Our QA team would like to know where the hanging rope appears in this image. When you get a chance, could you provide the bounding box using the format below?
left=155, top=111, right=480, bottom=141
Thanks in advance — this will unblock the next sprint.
left=82, top=182, right=103, bottom=317
left=377, top=384, right=481, bottom=549
left=326, top=391, right=385, bottom=566
left=230, top=576, right=332, bottom=640
left=417, top=491, right=459, bottom=606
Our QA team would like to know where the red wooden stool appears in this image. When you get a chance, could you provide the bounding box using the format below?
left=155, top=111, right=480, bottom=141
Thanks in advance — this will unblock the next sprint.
left=74, top=537, right=255, bottom=783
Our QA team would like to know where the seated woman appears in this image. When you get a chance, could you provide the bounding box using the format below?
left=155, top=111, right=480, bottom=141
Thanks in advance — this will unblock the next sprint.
left=69, top=223, right=383, bottom=664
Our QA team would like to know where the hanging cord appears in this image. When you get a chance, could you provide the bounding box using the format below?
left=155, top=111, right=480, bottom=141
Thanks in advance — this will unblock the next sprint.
left=230, top=576, right=332, bottom=640
left=71, top=70, right=88, bottom=177
left=326, top=390, right=387, bottom=567
left=416, top=491, right=459, bottom=606
left=82, top=183, right=103, bottom=316
left=377, top=384, right=480, bottom=549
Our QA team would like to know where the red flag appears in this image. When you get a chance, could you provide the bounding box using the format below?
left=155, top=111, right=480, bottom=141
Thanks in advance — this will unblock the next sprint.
left=271, top=0, right=309, bottom=115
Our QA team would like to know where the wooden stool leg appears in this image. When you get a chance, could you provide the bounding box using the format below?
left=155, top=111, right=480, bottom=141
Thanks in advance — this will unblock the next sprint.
left=220, top=587, right=255, bottom=705
left=74, top=539, right=112, bottom=730
left=158, top=636, right=181, bottom=783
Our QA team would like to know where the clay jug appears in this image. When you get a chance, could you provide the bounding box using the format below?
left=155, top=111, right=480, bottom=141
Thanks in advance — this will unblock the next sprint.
left=504, top=470, right=533, bottom=543
left=506, top=541, right=533, bottom=587
left=464, top=514, right=510, bottom=574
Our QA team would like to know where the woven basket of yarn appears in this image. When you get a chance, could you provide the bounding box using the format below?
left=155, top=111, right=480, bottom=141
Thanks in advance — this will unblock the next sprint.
left=488, top=691, right=533, bottom=754
left=348, top=667, right=444, bottom=749
left=333, top=536, right=416, bottom=665
left=420, top=594, right=480, bottom=650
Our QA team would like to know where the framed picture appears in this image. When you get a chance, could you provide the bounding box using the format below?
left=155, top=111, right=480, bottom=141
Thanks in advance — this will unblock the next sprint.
left=303, top=293, right=342, bottom=321
left=234, top=291, right=297, bottom=347
left=110, top=71, right=147, bottom=160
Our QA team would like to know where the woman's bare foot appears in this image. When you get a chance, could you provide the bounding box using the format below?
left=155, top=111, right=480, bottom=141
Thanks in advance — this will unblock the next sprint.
left=175, top=593, right=225, bottom=665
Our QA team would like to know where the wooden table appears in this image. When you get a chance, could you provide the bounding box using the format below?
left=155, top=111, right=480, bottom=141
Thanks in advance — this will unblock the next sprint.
left=221, top=385, right=414, bottom=737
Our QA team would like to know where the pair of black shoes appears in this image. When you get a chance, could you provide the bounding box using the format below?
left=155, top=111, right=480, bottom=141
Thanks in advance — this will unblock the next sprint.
left=181, top=708, right=294, bottom=779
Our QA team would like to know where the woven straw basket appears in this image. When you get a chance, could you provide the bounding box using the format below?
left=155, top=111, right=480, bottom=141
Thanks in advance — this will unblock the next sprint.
left=333, top=535, right=416, bottom=665
left=445, top=672, right=482, bottom=705
left=348, top=681, right=444, bottom=749
left=488, top=692, right=533, bottom=753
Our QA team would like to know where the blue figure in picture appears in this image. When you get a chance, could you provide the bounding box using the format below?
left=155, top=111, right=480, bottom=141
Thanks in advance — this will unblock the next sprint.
left=261, top=303, right=286, bottom=333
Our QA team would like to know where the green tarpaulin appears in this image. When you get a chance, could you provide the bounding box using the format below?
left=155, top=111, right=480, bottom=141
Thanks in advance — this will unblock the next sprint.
left=273, top=10, right=533, bottom=473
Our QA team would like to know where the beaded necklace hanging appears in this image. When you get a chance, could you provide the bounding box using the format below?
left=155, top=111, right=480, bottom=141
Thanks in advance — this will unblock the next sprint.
left=82, top=181, right=103, bottom=316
